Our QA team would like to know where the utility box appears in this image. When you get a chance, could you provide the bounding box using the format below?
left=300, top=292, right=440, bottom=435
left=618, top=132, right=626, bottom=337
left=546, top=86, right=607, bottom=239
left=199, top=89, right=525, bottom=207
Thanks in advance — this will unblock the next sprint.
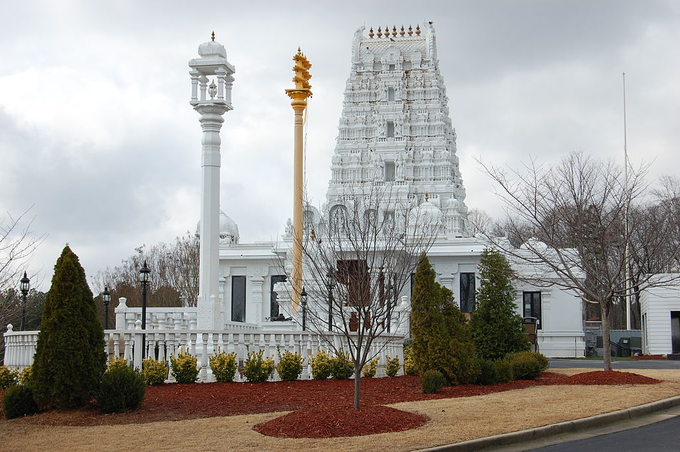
left=619, top=337, right=631, bottom=358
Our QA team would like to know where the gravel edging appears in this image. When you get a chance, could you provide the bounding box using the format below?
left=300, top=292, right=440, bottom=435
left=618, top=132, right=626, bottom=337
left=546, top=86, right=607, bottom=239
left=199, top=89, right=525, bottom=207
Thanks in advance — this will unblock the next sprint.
left=417, top=395, right=680, bottom=452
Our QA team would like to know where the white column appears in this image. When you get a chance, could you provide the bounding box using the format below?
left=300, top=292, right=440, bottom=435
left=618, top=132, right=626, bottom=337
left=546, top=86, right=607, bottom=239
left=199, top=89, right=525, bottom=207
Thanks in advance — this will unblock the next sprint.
left=196, top=105, right=228, bottom=329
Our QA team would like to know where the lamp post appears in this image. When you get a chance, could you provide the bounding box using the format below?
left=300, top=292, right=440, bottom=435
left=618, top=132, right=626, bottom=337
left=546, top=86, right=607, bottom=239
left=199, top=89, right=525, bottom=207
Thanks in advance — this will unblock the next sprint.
left=139, top=261, right=151, bottom=359
left=102, top=287, right=111, bottom=330
left=327, top=271, right=335, bottom=331
left=19, top=272, right=30, bottom=331
left=301, top=287, right=308, bottom=331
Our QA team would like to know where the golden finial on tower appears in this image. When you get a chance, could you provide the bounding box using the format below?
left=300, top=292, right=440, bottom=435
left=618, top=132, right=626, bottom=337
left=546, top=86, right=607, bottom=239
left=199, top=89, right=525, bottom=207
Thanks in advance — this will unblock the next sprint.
left=392, top=26, right=397, bottom=37
left=425, top=193, right=430, bottom=202
left=400, top=25, right=405, bottom=37
left=416, top=25, right=421, bottom=36
left=377, top=26, right=382, bottom=38
left=369, top=27, right=374, bottom=38
left=408, top=25, right=413, bottom=36
left=211, top=31, right=215, bottom=41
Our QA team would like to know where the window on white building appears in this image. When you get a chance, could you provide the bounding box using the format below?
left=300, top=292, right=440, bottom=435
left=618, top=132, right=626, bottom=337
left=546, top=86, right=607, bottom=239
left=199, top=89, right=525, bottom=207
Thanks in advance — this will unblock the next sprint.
left=232, top=276, right=246, bottom=322
left=387, top=87, right=395, bottom=101
left=523, top=291, right=542, bottom=329
left=385, top=161, right=395, bottom=181
left=460, top=273, right=475, bottom=313
left=387, top=121, right=394, bottom=137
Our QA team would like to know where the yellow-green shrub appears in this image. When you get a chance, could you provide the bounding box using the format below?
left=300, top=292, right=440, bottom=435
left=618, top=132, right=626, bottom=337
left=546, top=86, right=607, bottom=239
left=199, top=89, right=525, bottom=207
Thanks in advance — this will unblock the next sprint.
left=404, top=346, right=418, bottom=376
left=242, top=350, right=274, bottom=383
left=142, top=358, right=167, bottom=385
left=362, top=357, right=379, bottom=378
left=385, top=356, right=400, bottom=377
left=0, top=366, right=19, bottom=389
left=276, top=350, right=303, bottom=381
left=309, top=350, right=333, bottom=380
left=107, top=357, right=129, bottom=372
left=170, top=349, right=199, bottom=384
left=331, top=350, right=354, bottom=379
left=19, top=366, right=33, bottom=387
left=209, top=350, right=238, bottom=383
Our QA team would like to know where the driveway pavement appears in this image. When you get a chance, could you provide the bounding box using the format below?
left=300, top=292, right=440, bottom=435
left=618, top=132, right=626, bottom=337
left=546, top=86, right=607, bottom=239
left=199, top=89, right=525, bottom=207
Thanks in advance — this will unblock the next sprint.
left=548, top=358, right=680, bottom=370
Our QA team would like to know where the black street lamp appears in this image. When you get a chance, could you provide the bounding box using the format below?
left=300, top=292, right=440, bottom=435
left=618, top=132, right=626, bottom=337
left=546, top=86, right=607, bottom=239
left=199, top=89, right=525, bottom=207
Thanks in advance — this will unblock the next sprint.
left=327, top=270, right=335, bottom=331
left=20, top=272, right=30, bottom=331
left=102, top=287, right=111, bottom=330
left=139, top=260, right=151, bottom=359
left=301, top=286, right=308, bottom=331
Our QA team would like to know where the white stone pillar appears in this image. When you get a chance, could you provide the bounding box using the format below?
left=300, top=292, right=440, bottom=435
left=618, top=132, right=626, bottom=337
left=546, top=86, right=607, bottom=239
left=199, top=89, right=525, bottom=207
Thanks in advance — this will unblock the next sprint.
left=189, top=35, right=235, bottom=330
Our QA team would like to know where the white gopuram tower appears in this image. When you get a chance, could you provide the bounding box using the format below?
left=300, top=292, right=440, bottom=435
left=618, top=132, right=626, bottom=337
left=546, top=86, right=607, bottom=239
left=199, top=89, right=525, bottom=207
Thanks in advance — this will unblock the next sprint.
left=325, top=23, right=468, bottom=237
left=189, top=33, right=235, bottom=329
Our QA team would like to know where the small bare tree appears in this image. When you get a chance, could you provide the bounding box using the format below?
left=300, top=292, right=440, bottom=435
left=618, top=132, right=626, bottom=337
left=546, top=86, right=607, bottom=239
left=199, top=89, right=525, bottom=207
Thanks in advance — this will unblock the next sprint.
left=479, top=152, right=680, bottom=371
left=0, top=208, right=45, bottom=292
left=291, top=185, right=439, bottom=408
left=92, top=232, right=199, bottom=308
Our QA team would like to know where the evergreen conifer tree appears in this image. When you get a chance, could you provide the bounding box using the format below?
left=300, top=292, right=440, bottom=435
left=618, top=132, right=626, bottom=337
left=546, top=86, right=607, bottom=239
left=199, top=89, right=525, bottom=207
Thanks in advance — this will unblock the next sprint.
left=32, top=246, right=106, bottom=409
left=410, top=256, right=475, bottom=383
left=470, top=249, right=530, bottom=360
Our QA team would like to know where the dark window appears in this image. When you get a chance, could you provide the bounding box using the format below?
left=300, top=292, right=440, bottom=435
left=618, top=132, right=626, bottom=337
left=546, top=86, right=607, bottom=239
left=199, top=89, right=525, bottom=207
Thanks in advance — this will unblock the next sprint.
left=460, top=273, right=475, bottom=313
left=231, top=276, right=246, bottom=322
left=385, top=161, right=395, bottom=181
left=523, top=291, right=542, bottom=329
left=270, top=275, right=287, bottom=319
left=337, top=260, right=369, bottom=307
left=387, top=87, right=395, bottom=101
left=387, top=121, right=394, bottom=137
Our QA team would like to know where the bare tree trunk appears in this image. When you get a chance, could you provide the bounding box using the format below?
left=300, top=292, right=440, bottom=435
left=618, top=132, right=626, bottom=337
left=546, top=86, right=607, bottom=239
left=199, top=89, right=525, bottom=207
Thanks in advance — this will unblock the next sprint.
left=601, top=302, right=613, bottom=371
left=354, top=365, right=361, bottom=409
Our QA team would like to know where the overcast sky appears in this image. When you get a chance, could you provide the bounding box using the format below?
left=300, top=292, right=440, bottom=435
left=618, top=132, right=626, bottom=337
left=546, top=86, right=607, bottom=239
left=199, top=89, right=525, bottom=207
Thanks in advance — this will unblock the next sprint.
left=1, top=0, right=678, bottom=292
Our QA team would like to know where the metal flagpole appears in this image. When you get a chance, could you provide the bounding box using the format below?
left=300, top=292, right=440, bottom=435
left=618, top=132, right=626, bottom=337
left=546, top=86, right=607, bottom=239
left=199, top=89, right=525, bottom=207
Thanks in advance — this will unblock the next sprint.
left=623, top=72, right=631, bottom=331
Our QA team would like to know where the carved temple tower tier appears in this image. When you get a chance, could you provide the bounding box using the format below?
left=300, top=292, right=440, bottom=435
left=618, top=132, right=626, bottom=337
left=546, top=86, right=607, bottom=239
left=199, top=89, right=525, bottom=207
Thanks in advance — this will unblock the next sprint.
left=324, top=23, right=468, bottom=238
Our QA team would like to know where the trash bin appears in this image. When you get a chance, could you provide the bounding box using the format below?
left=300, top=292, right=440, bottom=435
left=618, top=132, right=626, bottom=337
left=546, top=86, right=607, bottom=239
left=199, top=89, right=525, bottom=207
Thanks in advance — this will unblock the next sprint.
left=523, top=317, right=538, bottom=349
left=619, top=337, right=631, bottom=358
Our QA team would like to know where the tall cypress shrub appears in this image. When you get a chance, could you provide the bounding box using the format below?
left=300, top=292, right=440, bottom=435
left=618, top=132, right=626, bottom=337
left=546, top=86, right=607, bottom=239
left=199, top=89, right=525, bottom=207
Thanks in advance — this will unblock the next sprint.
left=470, top=249, right=530, bottom=360
left=32, top=246, right=107, bottom=410
left=410, top=256, right=475, bottom=383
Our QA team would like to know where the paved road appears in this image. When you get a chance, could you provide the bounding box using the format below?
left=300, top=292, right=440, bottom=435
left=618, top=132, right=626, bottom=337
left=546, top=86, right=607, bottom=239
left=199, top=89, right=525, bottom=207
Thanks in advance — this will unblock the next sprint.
left=548, top=358, right=680, bottom=370
left=521, top=408, right=680, bottom=452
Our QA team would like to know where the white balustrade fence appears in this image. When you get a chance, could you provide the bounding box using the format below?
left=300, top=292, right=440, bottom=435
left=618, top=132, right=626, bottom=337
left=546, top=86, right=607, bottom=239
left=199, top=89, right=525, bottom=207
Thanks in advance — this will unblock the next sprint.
left=3, top=324, right=405, bottom=382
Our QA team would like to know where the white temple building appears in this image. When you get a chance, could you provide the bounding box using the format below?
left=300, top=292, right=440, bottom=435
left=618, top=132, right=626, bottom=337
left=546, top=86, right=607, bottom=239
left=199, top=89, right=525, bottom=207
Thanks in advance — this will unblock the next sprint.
left=204, top=24, right=585, bottom=357
left=3, top=25, right=586, bottom=373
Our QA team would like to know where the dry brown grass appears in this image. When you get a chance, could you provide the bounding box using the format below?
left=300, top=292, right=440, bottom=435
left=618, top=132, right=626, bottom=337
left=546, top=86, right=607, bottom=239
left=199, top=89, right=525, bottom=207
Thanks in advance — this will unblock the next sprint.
left=2, top=369, right=679, bottom=452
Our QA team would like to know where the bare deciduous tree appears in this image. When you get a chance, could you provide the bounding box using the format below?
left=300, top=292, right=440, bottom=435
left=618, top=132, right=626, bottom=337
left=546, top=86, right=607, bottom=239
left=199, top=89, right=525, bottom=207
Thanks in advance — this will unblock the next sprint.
left=288, top=185, right=439, bottom=408
left=479, top=152, right=680, bottom=371
left=92, top=232, right=199, bottom=309
left=0, top=208, right=45, bottom=292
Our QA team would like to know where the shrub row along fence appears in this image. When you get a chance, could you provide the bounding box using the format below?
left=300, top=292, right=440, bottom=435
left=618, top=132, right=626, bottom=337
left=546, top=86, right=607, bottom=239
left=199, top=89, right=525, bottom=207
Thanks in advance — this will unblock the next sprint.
left=3, top=324, right=405, bottom=382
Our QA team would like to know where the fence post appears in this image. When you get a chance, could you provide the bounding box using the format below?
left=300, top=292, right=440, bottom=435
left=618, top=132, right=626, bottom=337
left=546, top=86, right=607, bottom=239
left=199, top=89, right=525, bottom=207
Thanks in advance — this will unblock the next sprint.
left=133, top=320, right=143, bottom=369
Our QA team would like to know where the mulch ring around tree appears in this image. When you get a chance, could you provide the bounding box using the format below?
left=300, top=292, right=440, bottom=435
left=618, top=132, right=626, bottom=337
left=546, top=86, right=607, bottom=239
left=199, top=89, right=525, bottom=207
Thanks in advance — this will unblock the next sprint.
left=0, top=371, right=661, bottom=438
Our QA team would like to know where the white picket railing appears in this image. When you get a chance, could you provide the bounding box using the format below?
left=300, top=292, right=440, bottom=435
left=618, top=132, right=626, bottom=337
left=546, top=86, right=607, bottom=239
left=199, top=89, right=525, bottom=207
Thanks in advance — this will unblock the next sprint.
left=3, top=323, right=405, bottom=381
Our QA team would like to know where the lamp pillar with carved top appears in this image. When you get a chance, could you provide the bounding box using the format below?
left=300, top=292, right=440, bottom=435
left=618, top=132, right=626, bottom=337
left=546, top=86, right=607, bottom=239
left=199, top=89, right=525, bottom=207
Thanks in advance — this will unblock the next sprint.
left=286, top=48, right=312, bottom=313
left=189, top=32, right=235, bottom=329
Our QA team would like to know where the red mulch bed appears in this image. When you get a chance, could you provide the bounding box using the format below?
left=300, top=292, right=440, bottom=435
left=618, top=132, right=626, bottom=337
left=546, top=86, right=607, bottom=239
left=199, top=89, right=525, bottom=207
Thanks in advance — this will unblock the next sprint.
left=634, top=355, right=667, bottom=360
left=0, top=371, right=661, bottom=439
left=562, top=370, right=660, bottom=385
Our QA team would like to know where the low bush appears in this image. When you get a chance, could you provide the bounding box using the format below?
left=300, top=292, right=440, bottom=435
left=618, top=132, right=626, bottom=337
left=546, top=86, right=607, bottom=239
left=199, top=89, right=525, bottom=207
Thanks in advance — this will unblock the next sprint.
left=507, top=351, right=549, bottom=372
left=142, top=358, right=167, bottom=385
left=309, top=350, right=333, bottom=380
left=209, top=350, right=238, bottom=383
left=509, top=354, right=541, bottom=380
left=19, top=366, right=33, bottom=387
left=422, top=369, right=447, bottom=394
left=276, top=350, right=304, bottom=382
left=3, top=384, right=40, bottom=419
left=475, top=359, right=500, bottom=385
left=495, top=359, right=514, bottom=383
left=0, top=365, right=19, bottom=389
left=242, top=350, right=274, bottom=383
left=107, top=357, right=129, bottom=372
left=385, top=356, right=400, bottom=377
left=96, top=365, right=145, bottom=413
left=170, top=349, right=199, bottom=384
left=331, top=351, right=354, bottom=379
left=362, top=357, right=379, bottom=378
left=404, top=347, right=418, bottom=376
